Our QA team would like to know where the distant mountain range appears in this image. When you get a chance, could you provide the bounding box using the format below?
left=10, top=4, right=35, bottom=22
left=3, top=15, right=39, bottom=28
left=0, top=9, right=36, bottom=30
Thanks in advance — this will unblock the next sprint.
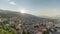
left=39, top=15, right=60, bottom=20
left=0, top=9, right=60, bottom=34
left=50, top=15, right=60, bottom=19
left=0, top=9, right=59, bottom=25
left=0, top=9, right=45, bottom=19
left=0, top=9, right=59, bottom=19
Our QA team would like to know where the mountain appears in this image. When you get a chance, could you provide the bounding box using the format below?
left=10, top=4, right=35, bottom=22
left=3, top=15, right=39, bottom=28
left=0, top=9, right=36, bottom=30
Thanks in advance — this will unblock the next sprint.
left=0, top=9, right=41, bottom=20
left=50, top=15, right=60, bottom=20
left=39, top=16, right=51, bottom=19
left=0, top=9, right=57, bottom=23
left=0, top=9, right=59, bottom=34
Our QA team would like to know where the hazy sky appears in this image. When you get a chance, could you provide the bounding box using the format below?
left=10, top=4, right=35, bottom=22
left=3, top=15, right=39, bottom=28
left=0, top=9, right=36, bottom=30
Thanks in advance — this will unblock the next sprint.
left=0, top=0, right=60, bottom=17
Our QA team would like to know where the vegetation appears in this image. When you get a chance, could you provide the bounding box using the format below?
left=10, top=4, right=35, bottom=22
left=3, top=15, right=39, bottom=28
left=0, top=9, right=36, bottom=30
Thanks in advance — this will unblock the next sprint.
left=22, top=30, right=26, bottom=34
left=0, top=24, right=17, bottom=34
left=0, top=17, right=17, bottom=34
left=26, top=31, right=31, bottom=34
left=0, top=10, right=58, bottom=34
left=0, top=28, right=13, bottom=34
left=22, top=29, right=31, bottom=34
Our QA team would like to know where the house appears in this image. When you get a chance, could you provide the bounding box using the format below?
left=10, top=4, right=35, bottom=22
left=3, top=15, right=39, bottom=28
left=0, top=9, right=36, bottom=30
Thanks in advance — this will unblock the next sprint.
left=35, top=25, right=47, bottom=34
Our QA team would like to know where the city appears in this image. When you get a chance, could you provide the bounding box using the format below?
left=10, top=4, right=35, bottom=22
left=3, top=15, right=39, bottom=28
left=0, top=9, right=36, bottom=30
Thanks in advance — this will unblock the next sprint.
left=0, top=0, right=60, bottom=34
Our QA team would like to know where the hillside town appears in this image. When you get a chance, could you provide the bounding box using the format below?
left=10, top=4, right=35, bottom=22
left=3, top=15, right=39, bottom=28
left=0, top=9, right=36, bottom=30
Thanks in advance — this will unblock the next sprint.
left=0, top=10, right=60, bottom=34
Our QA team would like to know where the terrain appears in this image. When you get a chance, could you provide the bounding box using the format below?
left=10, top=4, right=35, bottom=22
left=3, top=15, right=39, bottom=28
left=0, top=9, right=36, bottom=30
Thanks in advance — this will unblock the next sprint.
left=0, top=9, right=59, bottom=34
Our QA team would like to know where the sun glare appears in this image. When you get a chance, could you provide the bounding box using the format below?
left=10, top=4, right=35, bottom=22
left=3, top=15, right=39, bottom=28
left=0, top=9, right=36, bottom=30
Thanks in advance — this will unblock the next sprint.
left=20, top=10, right=26, bottom=13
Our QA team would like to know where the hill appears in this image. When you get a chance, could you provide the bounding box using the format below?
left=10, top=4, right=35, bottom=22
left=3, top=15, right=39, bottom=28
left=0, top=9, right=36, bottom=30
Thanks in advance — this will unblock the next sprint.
left=0, top=9, right=59, bottom=34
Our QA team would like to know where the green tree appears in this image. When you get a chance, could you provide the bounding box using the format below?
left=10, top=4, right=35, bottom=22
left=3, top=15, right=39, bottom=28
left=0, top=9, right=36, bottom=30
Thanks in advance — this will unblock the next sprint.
left=27, top=30, right=31, bottom=34
left=22, top=29, right=26, bottom=34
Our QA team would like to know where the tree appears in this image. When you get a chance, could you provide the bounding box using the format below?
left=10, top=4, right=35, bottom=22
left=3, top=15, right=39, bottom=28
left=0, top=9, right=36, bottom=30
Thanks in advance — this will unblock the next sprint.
left=22, top=29, right=26, bottom=34
left=27, top=30, right=31, bottom=34
left=42, top=31, right=49, bottom=34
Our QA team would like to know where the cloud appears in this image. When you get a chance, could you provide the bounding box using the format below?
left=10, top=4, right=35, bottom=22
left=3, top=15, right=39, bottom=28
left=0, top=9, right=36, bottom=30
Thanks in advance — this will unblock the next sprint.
left=7, top=0, right=12, bottom=1
left=7, top=0, right=10, bottom=1
left=7, top=0, right=13, bottom=1
left=7, top=0, right=16, bottom=5
left=9, top=1, right=16, bottom=5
